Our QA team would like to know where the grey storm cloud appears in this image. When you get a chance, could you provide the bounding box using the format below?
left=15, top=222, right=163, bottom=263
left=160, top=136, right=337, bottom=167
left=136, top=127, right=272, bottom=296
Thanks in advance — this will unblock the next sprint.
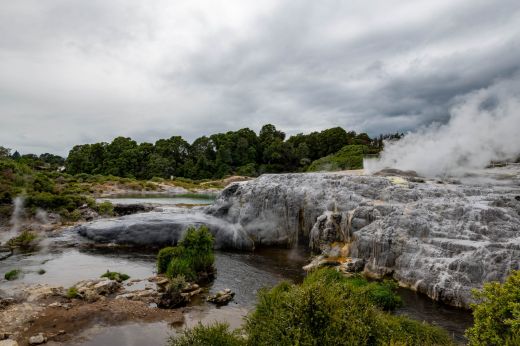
left=0, top=0, right=519, bottom=155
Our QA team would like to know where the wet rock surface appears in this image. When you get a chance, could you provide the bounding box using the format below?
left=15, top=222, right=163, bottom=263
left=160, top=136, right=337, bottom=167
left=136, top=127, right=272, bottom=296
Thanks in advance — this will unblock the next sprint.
left=207, top=289, right=235, bottom=305
left=75, top=171, right=520, bottom=307
left=75, top=208, right=253, bottom=250
left=209, top=172, right=520, bottom=307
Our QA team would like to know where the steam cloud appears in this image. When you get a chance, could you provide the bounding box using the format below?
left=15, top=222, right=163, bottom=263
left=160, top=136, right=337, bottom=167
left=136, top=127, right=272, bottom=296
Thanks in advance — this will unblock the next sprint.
left=366, top=76, right=520, bottom=177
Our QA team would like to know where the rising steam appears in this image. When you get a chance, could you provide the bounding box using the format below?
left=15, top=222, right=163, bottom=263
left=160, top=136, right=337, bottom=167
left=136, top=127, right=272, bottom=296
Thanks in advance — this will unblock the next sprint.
left=366, top=76, right=520, bottom=177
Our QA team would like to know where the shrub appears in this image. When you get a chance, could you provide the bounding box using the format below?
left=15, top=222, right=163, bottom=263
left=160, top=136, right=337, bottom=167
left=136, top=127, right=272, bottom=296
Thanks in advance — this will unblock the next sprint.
left=157, top=246, right=182, bottom=274
left=465, top=270, right=520, bottom=346
left=169, top=323, right=244, bottom=346
left=170, top=268, right=452, bottom=345
left=38, top=269, right=46, bottom=275
left=167, top=257, right=196, bottom=281
left=4, top=269, right=21, bottom=281
left=157, top=226, right=215, bottom=282
left=307, top=144, right=368, bottom=172
left=6, top=230, right=37, bottom=250
left=100, top=270, right=130, bottom=282
left=244, top=268, right=452, bottom=346
left=96, top=201, right=114, bottom=216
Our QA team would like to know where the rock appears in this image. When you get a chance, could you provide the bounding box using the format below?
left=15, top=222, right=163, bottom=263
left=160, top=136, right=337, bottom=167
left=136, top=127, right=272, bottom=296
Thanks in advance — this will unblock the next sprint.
left=28, top=333, right=47, bottom=345
left=207, top=289, right=235, bottom=305
left=0, top=340, right=18, bottom=346
left=309, top=212, right=349, bottom=253
left=24, top=286, right=65, bottom=302
left=72, top=279, right=121, bottom=302
left=77, top=171, right=520, bottom=308
left=0, top=298, right=15, bottom=310
left=339, top=258, right=365, bottom=273
left=207, top=172, right=520, bottom=308
left=75, top=211, right=254, bottom=250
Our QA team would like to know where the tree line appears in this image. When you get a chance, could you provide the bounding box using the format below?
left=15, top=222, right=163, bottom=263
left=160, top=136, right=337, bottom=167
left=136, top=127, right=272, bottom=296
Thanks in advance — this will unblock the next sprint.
left=65, top=125, right=391, bottom=180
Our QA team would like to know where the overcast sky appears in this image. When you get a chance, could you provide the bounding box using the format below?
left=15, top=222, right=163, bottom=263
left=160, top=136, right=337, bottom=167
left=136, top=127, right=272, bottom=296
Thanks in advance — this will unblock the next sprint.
left=1, top=0, right=519, bottom=155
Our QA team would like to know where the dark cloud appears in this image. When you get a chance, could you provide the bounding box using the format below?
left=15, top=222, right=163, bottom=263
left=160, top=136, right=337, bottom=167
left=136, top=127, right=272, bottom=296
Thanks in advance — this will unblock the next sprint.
left=1, top=0, right=519, bottom=155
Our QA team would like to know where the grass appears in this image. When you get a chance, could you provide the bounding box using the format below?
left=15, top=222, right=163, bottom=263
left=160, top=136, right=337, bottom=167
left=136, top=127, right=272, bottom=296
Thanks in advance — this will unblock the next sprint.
left=100, top=270, right=130, bottom=282
left=169, top=323, right=244, bottom=346
left=6, top=230, right=37, bottom=250
left=66, top=287, right=80, bottom=299
left=4, top=269, right=21, bottom=280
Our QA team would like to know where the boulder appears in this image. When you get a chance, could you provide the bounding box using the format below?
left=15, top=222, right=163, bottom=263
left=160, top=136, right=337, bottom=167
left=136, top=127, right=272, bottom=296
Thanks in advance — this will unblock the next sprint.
left=0, top=340, right=18, bottom=346
left=28, top=333, right=46, bottom=345
left=207, top=289, right=235, bottom=305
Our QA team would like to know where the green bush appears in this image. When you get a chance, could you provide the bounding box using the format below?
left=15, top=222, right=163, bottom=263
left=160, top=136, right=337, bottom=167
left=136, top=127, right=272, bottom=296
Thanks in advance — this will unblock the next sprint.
left=4, top=269, right=21, bottom=281
left=167, top=257, right=196, bottom=281
left=244, top=268, right=452, bottom=346
left=465, top=270, right=520, bottom=346
left=157, top=246, right=183, bottom=274
left=96, top=201, right=114, bottom=216
left=169, top=323, right=244, bottom=346
left=6, top=230, right=37, bottom=250
left=100, top=270, right=130, bottom=282
left=157, top=226, right=215, bottom=282
left=307, top=144, right=368, bottom=172
left=169, top=268, right=452, bottom=346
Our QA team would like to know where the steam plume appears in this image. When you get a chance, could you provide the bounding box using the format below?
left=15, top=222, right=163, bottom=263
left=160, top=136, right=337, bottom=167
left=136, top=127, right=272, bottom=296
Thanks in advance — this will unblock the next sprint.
left=366, top=76, right=520, bottom=177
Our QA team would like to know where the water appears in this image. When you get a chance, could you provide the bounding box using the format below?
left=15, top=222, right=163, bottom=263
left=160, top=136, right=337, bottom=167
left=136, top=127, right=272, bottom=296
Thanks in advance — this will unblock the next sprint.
left=0, top=231, right=472, bottom=345
left=97, top=193, right=216, bottom=206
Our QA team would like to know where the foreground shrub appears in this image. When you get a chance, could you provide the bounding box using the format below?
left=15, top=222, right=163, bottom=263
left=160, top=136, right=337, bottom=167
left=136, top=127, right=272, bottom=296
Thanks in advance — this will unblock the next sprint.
left=4, top=269, right=21, bottom=281
left=101, top=270, right=130, bottom=282
left=169, top=268, right=453, bottom=346
left=465, top=270, right=520, bottom=346
left=244, top=269, right=452, bottom=346
left=157, top=226, right=214, bottom=282
left=169, top=323, right=244, bottom=346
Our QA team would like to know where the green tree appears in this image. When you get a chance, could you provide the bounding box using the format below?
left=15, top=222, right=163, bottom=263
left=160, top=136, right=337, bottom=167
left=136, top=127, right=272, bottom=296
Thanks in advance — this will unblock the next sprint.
left=465, top=270, right=520, bottom=346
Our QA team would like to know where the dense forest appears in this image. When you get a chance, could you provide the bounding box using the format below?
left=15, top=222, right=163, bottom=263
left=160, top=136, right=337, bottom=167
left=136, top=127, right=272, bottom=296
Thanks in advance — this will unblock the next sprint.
left=64, top=124, right=398, bottom=180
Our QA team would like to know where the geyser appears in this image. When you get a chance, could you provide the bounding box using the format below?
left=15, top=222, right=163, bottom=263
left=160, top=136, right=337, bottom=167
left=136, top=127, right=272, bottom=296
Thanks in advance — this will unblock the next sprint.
left=366, top=76, right=520, bottom=177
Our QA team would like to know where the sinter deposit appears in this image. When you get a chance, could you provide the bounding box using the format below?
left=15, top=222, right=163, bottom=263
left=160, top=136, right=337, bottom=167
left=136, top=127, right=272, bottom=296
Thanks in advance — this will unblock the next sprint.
left=77, top=170, right=520, bottom=308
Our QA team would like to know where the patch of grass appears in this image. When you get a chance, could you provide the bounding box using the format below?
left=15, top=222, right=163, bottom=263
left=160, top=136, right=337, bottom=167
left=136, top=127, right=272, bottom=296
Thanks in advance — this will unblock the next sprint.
left=66, top=287, right=80, bottom=299
left=100, top=270, right=130, bottom=282
left=169, top=322, right=244, bottom=346
left=4, top=269, right=21, bottom=281
left=6, top=230, right=37, bottom=250
left=96, top=201, right=114, bottom=216
left=307, top=144, right=368, bottom=172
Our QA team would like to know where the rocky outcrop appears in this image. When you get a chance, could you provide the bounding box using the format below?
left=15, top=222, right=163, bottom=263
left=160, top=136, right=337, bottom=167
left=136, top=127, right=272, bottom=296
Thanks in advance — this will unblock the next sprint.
left=76, top=171, right=520, bottom=307
left=75, top=209, right=254, bottom=250
left=207, top=172, right=520, bottom=308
